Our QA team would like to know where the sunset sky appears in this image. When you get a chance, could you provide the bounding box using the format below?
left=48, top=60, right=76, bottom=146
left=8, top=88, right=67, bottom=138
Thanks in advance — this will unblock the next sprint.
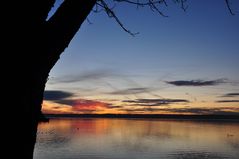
left=43, top=0, right=239, bottom=115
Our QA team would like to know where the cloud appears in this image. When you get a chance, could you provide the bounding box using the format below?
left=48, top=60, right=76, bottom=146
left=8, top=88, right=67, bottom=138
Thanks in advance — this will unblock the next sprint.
left=44, top=90, right=74, bottom=100
left=222, top=93, right=239, bottom=97
left=216, top=100, right=239, bottom=103
left=118, top=107, right=239, bottom=115
left=50, top=69, right=114, bottom=83
left=162, top=107, right=239, bottom=115
left=71, top=99, right=109, bottom=111
left=119, top=108, right=162, bottom=112
left=108, top=87, right=152, bottom=95
left=71, top=99, right=122, bottom=113
left=166, top=79, right=226, bottom=86
left=52, top=99, right=75, bottom=105
left=166, top=108, right=217, bottom=114
left=123, top=98, right=189, bottom=106
left=42, top=101, right=73, bottom=114
left=50, top=98, right=121, bottom=111
left=43, top=89, right=122, bottom=113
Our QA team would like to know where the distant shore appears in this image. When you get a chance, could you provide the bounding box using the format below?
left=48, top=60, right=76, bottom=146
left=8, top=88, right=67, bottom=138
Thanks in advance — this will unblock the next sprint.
left=44, top=114, right=239, bottom=122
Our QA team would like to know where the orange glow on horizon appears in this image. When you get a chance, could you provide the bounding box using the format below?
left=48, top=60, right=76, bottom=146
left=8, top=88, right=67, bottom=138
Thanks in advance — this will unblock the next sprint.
left=42, top=99, right=239, bottom=115
left=72, top=99, right=108, bottom=111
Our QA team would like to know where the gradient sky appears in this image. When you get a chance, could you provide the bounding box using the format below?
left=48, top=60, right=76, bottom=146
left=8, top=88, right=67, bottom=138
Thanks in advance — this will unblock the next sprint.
left=43, top=0, right=239, bottom=115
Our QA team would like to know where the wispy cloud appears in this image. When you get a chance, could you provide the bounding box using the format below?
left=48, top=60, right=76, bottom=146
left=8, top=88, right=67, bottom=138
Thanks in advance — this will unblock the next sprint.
left=221, top=93, right=239, bottom=97
left=164, top=107, right=239, bottom=115
left=119, top=108, right=162, bottom=112
left=166, top=108, right=222, bottom=114
left=123, top=98, right=189, bottom=106
left=216, top=100, right=239, bottom=103
left=108, top=87, right=152, bottom=95
left=43, top=89, right=123, bottom=113
left=44, top=90, right=74, bottom=100
left=49, top=98, right=121, bottom=111
left=52, top=99, right=75, bottom=105
left=166, top=79, right=226, bottom=86
left=119, top=107, right=239, bottom=115
left=50, top=69, right=115, bottom=83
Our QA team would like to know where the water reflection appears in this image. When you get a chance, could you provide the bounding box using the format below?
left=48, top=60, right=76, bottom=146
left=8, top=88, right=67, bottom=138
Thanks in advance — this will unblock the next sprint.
left=34, top=118, right=239, bottom=159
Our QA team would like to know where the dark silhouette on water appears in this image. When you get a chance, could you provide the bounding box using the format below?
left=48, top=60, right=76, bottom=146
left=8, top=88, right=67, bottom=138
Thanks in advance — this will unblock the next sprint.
left=1, top=1, right=235, bottom=159
left=39, top=111, right=50, bottom=123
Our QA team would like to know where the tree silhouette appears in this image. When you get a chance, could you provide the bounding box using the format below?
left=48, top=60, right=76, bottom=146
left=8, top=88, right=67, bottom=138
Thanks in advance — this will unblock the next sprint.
left=2, top=0, right=234, bottom=159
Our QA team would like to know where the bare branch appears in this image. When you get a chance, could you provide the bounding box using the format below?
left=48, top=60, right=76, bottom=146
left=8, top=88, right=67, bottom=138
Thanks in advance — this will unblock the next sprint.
left=114, top=0, right=163, bottom=6
left=98, top=0, right=139, bottom=36
left=173, top=0, right=188, bottom=12
left=93, top=3, right=104, bottom=13
left=96, top=0, right=235, bottom=36
left=96, top=0, right=172, bottom=36
left=180, top=0, right=188, bottom=12
left=148, top=0, right=168, bottom=17
left=162, top=0, right=168, bottom=7
left=86, top=18, right=93, bottom=24
left=225, top=0, right=235, bottom=15
left=113, top=0, right=168, bottom=16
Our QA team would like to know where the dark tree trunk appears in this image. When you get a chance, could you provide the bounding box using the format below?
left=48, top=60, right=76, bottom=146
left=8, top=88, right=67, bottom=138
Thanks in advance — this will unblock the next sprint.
left=2, top=1, right=96, bottom=159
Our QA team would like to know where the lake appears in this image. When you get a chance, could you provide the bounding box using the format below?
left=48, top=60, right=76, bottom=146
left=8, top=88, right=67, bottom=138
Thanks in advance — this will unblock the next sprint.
left=34, top=118, right=239, bottom=159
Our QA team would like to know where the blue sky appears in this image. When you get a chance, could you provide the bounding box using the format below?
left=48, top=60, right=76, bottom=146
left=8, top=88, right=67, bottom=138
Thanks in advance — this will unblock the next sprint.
left=43, top=0, right=239, bottom=114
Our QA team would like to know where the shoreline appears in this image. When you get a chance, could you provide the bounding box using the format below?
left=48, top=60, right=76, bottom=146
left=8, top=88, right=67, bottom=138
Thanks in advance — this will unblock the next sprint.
left=44, top=114, right=239, bottom=122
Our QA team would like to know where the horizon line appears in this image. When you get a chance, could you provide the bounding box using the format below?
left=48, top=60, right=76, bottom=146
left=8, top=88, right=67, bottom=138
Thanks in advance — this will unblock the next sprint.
left=43, top=113, right=239, bottom=120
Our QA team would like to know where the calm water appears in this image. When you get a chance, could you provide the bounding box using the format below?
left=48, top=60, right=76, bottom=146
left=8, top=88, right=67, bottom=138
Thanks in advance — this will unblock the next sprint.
left=34, top=118, right=239, bottom=159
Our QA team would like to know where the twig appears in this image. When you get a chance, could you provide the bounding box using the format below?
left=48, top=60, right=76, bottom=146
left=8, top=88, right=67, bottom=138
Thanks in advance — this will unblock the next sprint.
left=225, top=0, right=235, bottom=15
left=98, top=0, right=139, bottom=36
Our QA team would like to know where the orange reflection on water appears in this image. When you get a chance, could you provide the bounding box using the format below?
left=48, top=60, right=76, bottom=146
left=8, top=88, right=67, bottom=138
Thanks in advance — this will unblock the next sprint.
left=71, top=118, right=110, bottom=135
left=35, top=118, right=239, bottom=159
left=38, top=118, right=239, bottom=142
